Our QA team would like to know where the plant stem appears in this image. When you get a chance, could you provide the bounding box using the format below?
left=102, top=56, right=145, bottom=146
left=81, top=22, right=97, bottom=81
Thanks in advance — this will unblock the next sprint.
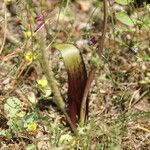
left=97, top=0, right=108, bottom=57
left=0, top=5, right=7, bottom=55
left=80, top=0, right=108, bottom=126
left=79, top=67, right=97, bottom=126
left=38, top=31, right=76, bottom=133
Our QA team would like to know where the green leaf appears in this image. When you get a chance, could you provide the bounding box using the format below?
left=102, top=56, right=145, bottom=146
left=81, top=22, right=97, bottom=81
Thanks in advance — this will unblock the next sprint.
left=58, top=134, right=74, bottom=145
left=26, top=144, right=36, bottom=150
left=4, top=97, right=21, bottom=117
left=7, top=118, right=24, bottom=131
left=0, top=130, right=7, bottom=137
left=116, top=12, right=135, bottom=26
left=53, top=44, right=88, bottom=127
left=115, top=0, right=133, bottom=5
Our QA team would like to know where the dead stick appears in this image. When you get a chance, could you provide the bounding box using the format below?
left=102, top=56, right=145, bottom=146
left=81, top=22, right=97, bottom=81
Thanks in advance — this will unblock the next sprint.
left=80, top=67, right=97, bottom=125
left=97, top=0, right=108, bottom=57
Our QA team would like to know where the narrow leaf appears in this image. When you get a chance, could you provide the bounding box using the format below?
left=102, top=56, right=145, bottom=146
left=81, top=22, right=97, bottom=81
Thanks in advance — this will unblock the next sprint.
left=116, top=12, right=135, bottom=26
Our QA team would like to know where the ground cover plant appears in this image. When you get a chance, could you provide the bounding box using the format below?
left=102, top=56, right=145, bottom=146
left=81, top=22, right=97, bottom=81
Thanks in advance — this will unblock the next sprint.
left=0, top=0, right=150, bottom=149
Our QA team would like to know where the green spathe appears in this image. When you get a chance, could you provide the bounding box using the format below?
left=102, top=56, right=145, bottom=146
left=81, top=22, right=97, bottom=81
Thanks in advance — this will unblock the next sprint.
left=54, top=44, right=82, bottom=72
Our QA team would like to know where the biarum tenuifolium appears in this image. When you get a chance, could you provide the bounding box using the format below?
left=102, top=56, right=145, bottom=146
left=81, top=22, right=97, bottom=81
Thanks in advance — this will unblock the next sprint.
left=54, top=44, right=88, bottom=128
left=37, top=76, right=52, bottom=97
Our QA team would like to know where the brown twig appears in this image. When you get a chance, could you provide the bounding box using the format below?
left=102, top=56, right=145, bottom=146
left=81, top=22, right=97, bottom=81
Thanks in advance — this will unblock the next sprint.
left=0, top=5, right=7, bottom=55
left=97, top=0, right=108, bottom=57
left=79, top=67, right=97, bottom=125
